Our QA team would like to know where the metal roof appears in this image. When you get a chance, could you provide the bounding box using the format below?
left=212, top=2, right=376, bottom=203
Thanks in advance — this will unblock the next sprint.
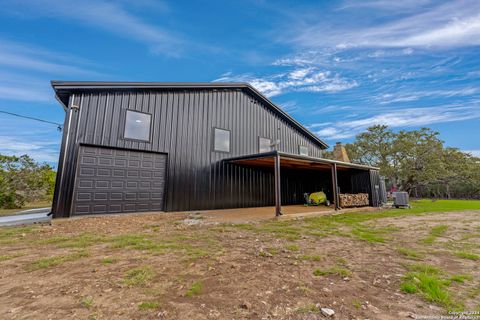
left=225, top=150, right=380, bottom=171
left=51, top=81, right=329, bottom=149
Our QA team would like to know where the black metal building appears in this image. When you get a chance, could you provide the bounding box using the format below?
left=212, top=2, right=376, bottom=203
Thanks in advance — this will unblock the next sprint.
left=51, top=81, right=380, bottom=218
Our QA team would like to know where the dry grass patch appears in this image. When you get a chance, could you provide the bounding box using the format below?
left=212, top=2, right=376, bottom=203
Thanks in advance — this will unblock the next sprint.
left=122, top=266, right=155, bottom=286
left=29, top=251, right=90, bottom=270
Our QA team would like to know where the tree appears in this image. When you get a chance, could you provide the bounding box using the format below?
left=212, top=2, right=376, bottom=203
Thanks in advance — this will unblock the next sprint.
left=0, top=154, right=56, bottom=209
left=339, top=125, right=480, bottom=199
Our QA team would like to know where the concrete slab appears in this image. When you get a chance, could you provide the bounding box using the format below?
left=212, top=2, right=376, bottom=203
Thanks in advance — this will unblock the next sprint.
left=0, top=208, right=51, bottom=227
left=192, top=205, right=378, bottom=224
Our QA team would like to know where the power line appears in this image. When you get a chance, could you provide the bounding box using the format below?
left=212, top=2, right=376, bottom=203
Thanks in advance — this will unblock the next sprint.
left=0, top=110, right=63, bottom=131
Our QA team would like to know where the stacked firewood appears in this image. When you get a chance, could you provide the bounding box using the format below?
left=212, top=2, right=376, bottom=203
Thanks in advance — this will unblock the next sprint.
left=339, top=193, right=369, bottom=207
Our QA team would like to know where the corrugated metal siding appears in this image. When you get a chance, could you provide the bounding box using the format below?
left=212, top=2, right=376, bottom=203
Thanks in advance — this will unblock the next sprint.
left=52, top=88, right=326, bottom=217
left=369, top=170, right=381, bottom=207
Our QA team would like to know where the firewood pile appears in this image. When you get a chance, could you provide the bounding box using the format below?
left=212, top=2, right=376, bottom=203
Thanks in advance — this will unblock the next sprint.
left=339, top=193, right=369, bottom=207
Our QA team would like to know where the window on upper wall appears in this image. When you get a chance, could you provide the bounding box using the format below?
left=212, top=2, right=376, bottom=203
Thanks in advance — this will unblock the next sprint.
left=213, top=128, right=230, bottom=152
left=299, top=145, right=309, bottom=156
left=124, top=110, right=152, bottom=142
left=259, top=137, right=272, bottom=153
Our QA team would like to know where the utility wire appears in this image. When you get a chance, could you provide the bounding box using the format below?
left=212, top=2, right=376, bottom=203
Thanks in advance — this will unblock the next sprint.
left=0, top=110, right=63, bottom=131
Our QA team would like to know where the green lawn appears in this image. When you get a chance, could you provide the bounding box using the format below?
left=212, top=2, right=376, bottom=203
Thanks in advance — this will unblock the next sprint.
left=401, top=199, right=480, bottom=213
left=0, top=200, right=52, bottom=217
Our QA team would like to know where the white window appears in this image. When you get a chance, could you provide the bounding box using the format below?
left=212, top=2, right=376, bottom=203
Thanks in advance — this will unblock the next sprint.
left=124, top=110, right=151, bottom=142
left=214, top=128, right=230, bottom=152
left=299, top=145, right=308, bottom=156
left=259, top=137, right=272, bottom=153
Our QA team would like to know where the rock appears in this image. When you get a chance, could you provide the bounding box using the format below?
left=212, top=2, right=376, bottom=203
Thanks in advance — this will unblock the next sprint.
left=320, top=307, right=335, bottom=317
left=157, top=311, right=168, bottom=318
left=343, top=277, right=350, bottom=281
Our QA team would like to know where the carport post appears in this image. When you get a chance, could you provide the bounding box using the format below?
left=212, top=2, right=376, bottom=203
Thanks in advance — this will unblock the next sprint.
left=331, top=163, right=340, bottom=210
left=274, top=154, right=282, bottom=216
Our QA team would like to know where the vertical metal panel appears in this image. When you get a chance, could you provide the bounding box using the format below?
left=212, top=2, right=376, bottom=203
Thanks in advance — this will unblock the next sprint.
left=52, top=88, right=329, bottom=216
left=369, top=170, right=381, bottom=207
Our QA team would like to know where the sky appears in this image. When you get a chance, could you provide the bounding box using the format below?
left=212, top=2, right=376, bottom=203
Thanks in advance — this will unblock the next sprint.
left=1, top=0, right=480, bottom=166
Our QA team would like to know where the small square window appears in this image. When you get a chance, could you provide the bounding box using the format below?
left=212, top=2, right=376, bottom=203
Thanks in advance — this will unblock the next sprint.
left=299, top=145, right=308, bottom=156
left=124, top=110, right=151, bottom=142
left=259, top=137, right=272, bottom=153
left=214, top=128, right=230, bottom=152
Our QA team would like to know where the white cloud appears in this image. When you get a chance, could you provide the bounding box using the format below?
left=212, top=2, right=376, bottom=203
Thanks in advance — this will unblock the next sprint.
left=313, top=104, right=480, bottom=140
left=292, top=1, right=480, bottom=49
left=215, top=67, right=358, bottom=97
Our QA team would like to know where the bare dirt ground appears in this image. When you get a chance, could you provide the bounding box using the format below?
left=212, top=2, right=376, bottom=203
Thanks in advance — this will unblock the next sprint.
left=0, top=208, right=479, bottom=320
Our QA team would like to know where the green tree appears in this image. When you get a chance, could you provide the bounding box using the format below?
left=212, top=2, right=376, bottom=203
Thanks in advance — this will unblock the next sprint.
left=0, top=154, right=56, bottom=209
left=341, top=125, right=480, bottom=199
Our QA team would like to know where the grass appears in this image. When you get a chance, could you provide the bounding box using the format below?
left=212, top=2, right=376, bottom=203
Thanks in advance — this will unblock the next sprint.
left=0, top=200, right=51, bottom=217
left=285, top=244, right=300, bottom=251
left=299, top=254, right=322, bottom=262
left=450, top=274, right=472, bottom=283
left=107, top=233, right=217, bottom=262
left=421, top=225, right=449, bottom=245
left=29, top=251, right=90, bottom=270
left=397, top=247, right=423, bottom=259
left=296, top=303, right=319, bottom=313
left=138, top=301, right=160, bottom=311
left=123, top=266, right=155, bottom=286
left=101, top=257, right=119, bottom=264
left=455, top=251, right=480, bottom=261
left=0, top=253, right=22, bottom=262
left=313, top=266, right=351, bottom=277
left=42, top=233, right=105, bottom=248
left=185, top=281, right=203, bottom=297
left=351, top=226, right=392, bottom=243
left=401, top=263, right=463, bottom=309
left=0, top=226, right=37, bottom=245
left=81, top=296, right=94, bottom=309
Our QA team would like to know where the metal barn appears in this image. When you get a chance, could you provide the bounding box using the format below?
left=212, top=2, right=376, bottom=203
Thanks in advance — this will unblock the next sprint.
left=50, top=81, right=380, bottom=218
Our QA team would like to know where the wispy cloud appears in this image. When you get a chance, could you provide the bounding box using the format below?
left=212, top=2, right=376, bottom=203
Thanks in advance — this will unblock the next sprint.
left=215, top=67, right=358, bottom=97
left=311, top=104, right=480, bottom=140
left=4, top=0, right=183, bottom=55
left=0, top=40, right=105, bottom=103
left=291, top=1, right=480, bottom=49
left=0, top=40, right=101, bottom=76
left=377, top=87, right=478, bottom=104
left=0, top=136, right=60, bottom=164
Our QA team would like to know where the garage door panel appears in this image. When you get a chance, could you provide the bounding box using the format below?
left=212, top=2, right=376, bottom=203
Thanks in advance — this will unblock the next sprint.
left=72, top=146, right=167, bottom=215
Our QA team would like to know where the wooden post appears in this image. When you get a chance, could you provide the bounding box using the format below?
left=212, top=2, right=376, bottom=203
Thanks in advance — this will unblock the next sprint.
left=331, top=163, right=340, bottom=210
left=274, top=154, right=282, bottom=216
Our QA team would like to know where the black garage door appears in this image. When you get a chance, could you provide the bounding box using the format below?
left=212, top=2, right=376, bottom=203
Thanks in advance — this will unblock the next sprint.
left=72, top=146, right=167, bottom=215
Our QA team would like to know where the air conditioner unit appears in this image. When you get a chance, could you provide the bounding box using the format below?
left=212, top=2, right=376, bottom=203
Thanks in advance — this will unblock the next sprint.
left=392, top=192, right=410, bottom=208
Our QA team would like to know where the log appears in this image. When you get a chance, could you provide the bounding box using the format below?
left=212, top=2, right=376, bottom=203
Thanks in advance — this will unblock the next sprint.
left=339, top=193, right=369, bottom=207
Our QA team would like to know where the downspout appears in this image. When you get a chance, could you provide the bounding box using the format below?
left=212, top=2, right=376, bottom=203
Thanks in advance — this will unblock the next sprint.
left=49, top=94, right=75, bottom=217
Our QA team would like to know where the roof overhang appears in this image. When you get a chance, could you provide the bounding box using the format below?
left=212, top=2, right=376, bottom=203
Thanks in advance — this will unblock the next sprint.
left=225, top=151, right=379, bottom=171
left=51, top=81, right=329, bottom=149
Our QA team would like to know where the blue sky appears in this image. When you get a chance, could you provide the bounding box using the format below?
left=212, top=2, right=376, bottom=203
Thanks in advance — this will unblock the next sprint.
left=1, top=0, right=480, bottom=166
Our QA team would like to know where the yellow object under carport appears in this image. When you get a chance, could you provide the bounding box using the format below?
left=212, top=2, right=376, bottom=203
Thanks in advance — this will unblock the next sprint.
left=308, top=191, right=327, bottom=205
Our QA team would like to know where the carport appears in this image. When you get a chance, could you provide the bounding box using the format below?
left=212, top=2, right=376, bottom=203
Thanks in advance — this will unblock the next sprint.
left=226, top=151, right=380, bottom=216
